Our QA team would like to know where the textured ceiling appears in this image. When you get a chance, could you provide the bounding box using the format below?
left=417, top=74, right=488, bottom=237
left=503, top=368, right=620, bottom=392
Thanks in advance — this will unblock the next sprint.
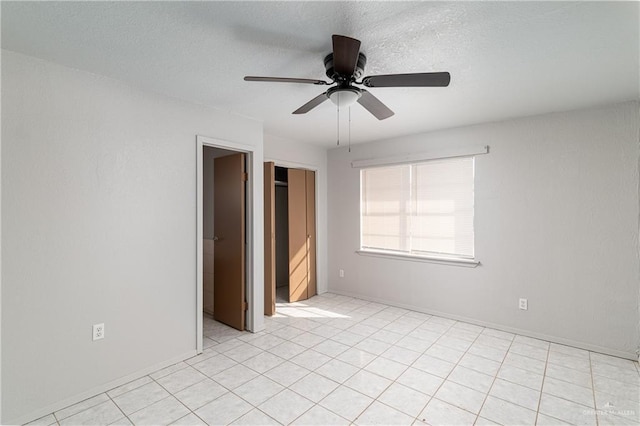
left=2, top=1, right=638, bottom=146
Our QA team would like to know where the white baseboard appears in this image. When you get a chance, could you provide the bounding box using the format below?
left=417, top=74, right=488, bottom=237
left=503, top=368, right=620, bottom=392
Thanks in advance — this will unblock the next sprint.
left=328, top=288, right=638, bottom=362
left=11, top=350, right=197, bottom=425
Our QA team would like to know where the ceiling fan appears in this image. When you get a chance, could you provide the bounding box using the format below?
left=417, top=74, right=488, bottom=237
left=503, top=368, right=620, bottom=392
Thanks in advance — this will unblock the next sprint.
left=244, top=35, right=450, bottom=120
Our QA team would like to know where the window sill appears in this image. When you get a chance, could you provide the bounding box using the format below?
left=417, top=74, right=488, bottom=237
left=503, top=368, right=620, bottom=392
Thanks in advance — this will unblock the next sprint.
left=356, top=249, right=480, bottom=268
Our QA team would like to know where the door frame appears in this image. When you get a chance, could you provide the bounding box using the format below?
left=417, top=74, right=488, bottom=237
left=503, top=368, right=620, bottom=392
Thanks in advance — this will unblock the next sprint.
left=197, top=135, right=259, bottom=354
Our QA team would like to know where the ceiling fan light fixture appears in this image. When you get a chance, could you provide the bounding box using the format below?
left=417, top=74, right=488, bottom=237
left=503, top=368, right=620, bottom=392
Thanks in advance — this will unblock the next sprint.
left=328, top=88, right=361, bottom=107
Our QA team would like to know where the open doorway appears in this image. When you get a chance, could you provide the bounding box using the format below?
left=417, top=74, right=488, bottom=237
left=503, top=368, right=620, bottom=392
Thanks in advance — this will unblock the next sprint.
left=197, top=136, right=257, bottom=354
left=202, top=146, right=247, bottom=329
left=264, top=163, right=317, bottom=315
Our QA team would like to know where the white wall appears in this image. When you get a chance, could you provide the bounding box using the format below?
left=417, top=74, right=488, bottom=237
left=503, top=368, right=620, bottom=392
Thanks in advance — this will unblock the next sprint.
left=264, top=134, right=328, bottom=294
left=328, top=101, right=640, bottom=359
left=1, top=51, right=263, bottom=424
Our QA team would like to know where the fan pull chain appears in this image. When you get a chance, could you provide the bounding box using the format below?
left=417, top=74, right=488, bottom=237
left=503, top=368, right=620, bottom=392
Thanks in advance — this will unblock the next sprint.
left=348, top=107, right=352, bottom=153
left=336, top=101, right=340, bottom=146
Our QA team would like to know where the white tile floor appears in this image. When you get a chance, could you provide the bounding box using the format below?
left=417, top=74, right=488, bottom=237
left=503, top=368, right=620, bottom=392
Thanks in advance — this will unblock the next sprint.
left=30, top=293, right=640, bottom=426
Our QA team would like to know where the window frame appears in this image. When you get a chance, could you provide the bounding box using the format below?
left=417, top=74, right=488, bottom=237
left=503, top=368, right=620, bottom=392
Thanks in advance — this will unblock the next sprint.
left=356, top=150, right=484, bottom=268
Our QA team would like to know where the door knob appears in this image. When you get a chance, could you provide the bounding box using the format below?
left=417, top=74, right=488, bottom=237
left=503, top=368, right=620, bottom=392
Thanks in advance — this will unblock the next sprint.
left=213, top=236, right=219, bottom=241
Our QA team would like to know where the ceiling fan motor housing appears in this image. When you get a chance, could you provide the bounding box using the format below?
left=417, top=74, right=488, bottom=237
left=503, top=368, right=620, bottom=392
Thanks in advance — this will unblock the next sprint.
left=324, top=52, right=367, bottom=82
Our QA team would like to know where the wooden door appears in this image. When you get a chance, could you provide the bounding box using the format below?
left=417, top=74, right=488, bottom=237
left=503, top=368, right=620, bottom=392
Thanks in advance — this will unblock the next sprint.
left=213, top=153, right=246, bottom=330
left=263, top=162, right=276, bottom=316
left=305, top=170, right=316, bottom=298
left=288, top=168, right=308, bottom=302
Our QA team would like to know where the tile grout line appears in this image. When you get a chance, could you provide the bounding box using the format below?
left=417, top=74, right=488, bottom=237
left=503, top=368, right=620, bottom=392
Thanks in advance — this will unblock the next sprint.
left=105, top=390, right=135, bottom=425
left=469, top=328, right=516, bottom=425
left=543, top=350, right=615, bottom=412
left=407, top=318, right=470, bottom=424
left=49, top=393, right=116, bottom=426
left=349, top=312, right=437, bottom=424
left=186, top=355, right=288, bottom=424
left=488, top=344, right=606, bottom=421
left=157, top=357, right=277, bottom=426
left=193, top=339, right=288, bottom=426
left=589, top=351, right=600, bottom=426
left=362, top=321, right=425, bottom=421
left=533, top=340, right=551, bottom=425
left=148, top=346, right=256, bottom=425
left=146, top=375, right=200, bottom=424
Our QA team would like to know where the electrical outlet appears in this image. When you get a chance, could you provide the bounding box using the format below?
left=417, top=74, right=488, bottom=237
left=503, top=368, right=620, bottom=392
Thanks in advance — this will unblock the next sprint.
left=93, top=323, right=105, bottom=341
left=339, top=269, right=345, bottom=278
left=519, top=298, right=528, bottom=310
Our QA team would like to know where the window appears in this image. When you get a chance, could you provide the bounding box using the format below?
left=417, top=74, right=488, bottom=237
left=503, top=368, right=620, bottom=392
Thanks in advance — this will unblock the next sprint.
left=360, top=156, right=475, bottom=260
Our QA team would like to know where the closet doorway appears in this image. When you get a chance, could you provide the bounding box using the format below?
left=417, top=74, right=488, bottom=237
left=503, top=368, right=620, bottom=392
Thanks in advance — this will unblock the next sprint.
left=264, top=163, right=316, bottom=315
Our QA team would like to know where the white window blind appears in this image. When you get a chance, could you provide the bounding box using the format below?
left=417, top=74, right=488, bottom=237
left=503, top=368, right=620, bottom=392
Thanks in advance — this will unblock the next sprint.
left=361, top=156, right=475, bottom=259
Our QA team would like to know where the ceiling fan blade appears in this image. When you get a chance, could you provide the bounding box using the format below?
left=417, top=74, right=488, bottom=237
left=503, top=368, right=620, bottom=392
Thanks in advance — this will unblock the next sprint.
left=244, top=76, right=329, bottom=85
left=292, top=92, right=329, bottom=114
left=357, top=90, right=394, bottom=120
left=332, top=35, right=361, bottom=76
left=362, top=72, right=451, bottom=88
